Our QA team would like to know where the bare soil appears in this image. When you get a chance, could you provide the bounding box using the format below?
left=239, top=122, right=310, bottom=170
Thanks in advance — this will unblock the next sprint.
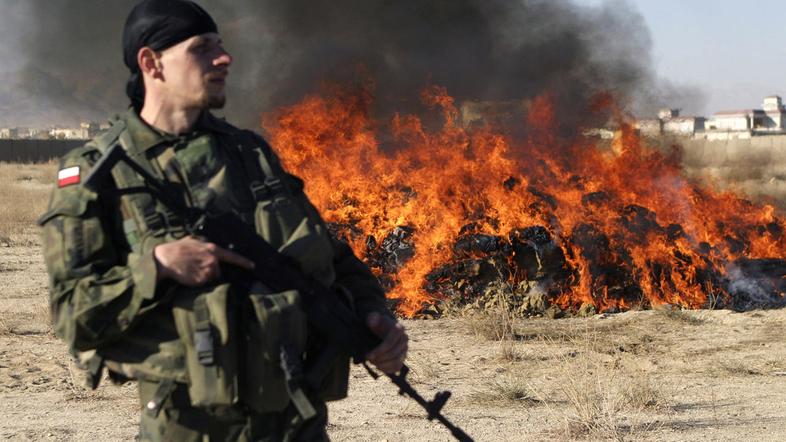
left=2, top=167, right=786, bottom=441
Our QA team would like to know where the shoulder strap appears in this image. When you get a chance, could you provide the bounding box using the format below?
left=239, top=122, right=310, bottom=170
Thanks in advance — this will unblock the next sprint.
left=233, top=131, right=290, bottom=202
left=91, top=117, right=126, bottom=154
left=93, top=119, right=175, bottom=249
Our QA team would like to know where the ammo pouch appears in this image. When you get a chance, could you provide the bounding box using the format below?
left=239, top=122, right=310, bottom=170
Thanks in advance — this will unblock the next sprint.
left=243, top=284, right=351, bottom=410
left=172, top=282, right=313, bottom=414
left=242, top=283, right=309, bottom=414
left=172, top=284, right=239, bottom=407
left=253, top=176, right=336, bottom=284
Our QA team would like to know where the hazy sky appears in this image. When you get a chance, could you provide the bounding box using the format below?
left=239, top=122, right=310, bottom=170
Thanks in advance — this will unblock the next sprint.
left=1, top=0, right=782, bottom=125
left=576, top=0, right=786, bottom=116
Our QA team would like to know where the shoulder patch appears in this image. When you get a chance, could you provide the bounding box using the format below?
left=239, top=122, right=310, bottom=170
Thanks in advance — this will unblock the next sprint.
left=57, top=166, right=81, bottom=187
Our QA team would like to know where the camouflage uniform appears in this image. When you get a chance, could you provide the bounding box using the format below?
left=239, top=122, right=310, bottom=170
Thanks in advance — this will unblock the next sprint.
left=39, top=109, right=389, bottom=441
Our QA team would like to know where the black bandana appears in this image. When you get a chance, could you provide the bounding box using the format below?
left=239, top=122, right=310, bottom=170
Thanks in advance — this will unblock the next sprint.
left=123, top=0, right=218, bottom=110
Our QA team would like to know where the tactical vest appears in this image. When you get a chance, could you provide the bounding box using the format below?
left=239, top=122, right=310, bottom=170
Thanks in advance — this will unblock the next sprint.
left=84, top=117, right=349, bottom=416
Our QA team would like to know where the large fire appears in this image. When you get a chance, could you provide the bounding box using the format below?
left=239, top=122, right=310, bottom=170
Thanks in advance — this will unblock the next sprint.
left=263, top=84, right=786, bottom=317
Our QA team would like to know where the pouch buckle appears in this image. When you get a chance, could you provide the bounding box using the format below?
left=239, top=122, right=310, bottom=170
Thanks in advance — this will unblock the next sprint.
left=143, top=211, right=165, bottom=232
left=195, top=329, right=214, bottom=366
left=250, top=177, right=285, bottom=201
left=143, top=210, right=184, bottom=233
left=194, top=296, right=214, bottom=366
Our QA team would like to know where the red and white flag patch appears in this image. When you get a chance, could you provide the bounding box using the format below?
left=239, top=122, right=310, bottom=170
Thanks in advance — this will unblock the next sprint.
left=57, top=166, right=81, bottom=187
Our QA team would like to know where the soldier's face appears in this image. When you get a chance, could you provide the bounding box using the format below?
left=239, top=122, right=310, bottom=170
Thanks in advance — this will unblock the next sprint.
left=157, top=33, right=233, bottom=110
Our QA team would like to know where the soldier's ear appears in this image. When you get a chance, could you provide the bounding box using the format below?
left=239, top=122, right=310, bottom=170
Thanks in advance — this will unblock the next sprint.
left=137, top=47, right=163, bottom=78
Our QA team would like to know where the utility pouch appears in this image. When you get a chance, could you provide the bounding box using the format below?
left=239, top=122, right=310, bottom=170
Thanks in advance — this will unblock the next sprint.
left=172, top=284, right=238, bottom=407
left=253, top=180, right=308, bottom=250
left=242, top=284, right=308, bottom=414
left=255, top=194, right=337, bottom=288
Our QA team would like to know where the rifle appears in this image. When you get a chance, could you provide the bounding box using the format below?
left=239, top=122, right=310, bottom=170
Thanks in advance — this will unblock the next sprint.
left=84, top=143, right=474, bottom=442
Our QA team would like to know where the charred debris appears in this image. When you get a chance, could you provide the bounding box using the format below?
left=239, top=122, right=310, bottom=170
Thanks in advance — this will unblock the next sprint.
left=328, top=185, right=786, bottom=319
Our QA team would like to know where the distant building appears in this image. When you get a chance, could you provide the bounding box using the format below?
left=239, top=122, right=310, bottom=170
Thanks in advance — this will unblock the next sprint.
left=703, top=96, right=786, bottom=139
left=634, top=108, right=705, bottom=137
left=49, top=127, right=82, bottom=140
left=0, top=121, right=102, bottom=140
left=705, top=110, right=759, bottom=131
left=81, top=121, right=101, bottom=138
left=761, top=95, right=785, bottom=131
left=0, top=128, right=18, bottom=139
left=663, top=117, right=705, bottom=136
left=28, top=128, right=51, bottom=140
left=47, top=121, right=99, bottom=140
left=658, top=108, right=679, bottom=120
left=635, top=119, right=662, bottom=137
left=762, top=95, right=783, bottom=112
left=622, top=96, right=786, bottom=141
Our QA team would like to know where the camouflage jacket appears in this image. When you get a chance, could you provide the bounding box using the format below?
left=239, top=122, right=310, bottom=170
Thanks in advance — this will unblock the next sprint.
left=39, top=109, right=388, bottom=383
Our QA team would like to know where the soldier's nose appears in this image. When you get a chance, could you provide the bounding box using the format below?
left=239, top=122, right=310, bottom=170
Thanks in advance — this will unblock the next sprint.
left=215, top=51, right=233, bottom=67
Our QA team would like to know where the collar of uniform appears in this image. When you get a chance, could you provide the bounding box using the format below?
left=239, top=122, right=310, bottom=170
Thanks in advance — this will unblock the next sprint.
left=195, top=112, right=234, bottom=135
left=123, top=109, right=233, bottom=152
left=123, top=108, right=178, bottom=152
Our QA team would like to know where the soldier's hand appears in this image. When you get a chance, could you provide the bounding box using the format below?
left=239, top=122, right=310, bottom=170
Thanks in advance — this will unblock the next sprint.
left=153, top=236, right=255, bottom=287
left=366, top=312, right=408, bottom=374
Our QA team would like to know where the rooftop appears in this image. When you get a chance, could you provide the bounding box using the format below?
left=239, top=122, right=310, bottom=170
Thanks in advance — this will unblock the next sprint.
left=713, top=109, right=763, bottom=116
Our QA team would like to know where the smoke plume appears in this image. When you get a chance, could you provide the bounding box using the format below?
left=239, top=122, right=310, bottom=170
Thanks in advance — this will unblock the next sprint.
left=4, top=0, right=694, bottom=129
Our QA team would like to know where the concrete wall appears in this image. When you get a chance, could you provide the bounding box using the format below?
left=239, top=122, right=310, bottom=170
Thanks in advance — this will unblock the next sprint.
left=663, top=119, right=698, bottom=135
left=0, top=139, right=85, bottom=163
left=703, top=130, right=752, bottom=140
left=679, top=136, right=786, bottom=209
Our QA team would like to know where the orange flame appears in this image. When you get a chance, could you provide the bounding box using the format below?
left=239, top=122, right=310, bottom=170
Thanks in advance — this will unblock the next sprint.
left=263, top=83, right=786, bottom=316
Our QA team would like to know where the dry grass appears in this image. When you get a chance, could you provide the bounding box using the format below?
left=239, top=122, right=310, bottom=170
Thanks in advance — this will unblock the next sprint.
left=532, top=325, right=668, bottom=441
left=716, top=358, right=765, bottom=377
left=467, top=316, right=668, bottom=438
left=407, top=353, right=441, bottom=385
left=655, top=307, right=706, bottom=325
left=467, top=302, right=516, bottom=341
left=498, top=340, right=525, bottom=362
left=550, top=358, right=666, bottom=440
left=0, top=301, right=52, bottom=336
left=469, top=372, right=540, bottom=406
left=0, top=161, right=57, bottom=244
left=0, top=315, right=10, bottom=335
left=624, top=371, right=667, bottom=410
left=32, top=301, right=53, bottom=332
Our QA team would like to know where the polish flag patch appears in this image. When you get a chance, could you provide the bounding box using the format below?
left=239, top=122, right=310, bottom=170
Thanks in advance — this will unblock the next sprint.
left=57, top=166, right=81, bottom=187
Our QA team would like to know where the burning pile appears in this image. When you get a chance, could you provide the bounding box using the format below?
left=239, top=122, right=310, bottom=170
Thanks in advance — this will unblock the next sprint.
left=264, top=84, right=786, bottom=317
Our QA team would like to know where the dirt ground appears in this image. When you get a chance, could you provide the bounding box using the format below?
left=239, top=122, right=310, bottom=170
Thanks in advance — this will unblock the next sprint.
left=2, top=164, right=786, bottom=441
left=3, top=234, right=786, bottom=441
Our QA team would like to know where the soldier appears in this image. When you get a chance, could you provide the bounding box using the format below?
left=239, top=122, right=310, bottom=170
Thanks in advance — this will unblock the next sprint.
left=38, top=0, right=408, bottom=440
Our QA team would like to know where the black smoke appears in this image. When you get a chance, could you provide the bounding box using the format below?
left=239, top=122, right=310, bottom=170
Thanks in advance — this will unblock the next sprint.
left=4, top=0, right=700, bottom=129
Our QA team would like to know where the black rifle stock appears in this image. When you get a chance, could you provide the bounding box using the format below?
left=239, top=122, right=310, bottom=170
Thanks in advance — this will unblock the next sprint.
left=84, top=144, right=474, bottom=442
